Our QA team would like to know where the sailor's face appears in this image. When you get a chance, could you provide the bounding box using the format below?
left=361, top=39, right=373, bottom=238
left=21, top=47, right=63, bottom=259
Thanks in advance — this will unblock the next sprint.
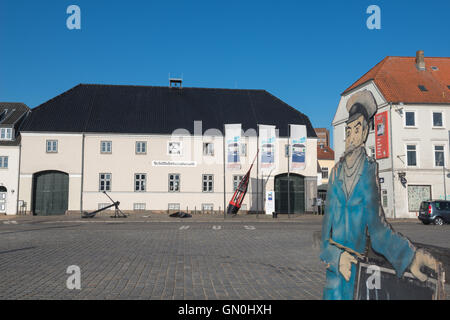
left=345, top=115, right=367, bottom=152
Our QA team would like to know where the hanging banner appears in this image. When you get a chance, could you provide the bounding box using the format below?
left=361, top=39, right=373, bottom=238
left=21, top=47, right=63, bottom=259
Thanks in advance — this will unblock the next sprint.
left=259, top=125, right=276, bottom=173
left=265, top=191, right=275, bottom=215
left=290, top=124, right=307, bottom=171
left=375, top=111, right=389, bottom=159
left=225, top=124, right=241, bottom=170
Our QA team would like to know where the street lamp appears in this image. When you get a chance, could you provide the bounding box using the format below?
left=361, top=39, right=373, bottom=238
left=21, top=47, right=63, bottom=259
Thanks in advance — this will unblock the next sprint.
left=443, top=165, right=447, bottom=201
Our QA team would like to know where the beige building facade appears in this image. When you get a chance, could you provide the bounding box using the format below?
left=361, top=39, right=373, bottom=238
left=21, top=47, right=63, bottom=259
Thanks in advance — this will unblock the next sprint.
left=17, top=84, right=319, bottom=215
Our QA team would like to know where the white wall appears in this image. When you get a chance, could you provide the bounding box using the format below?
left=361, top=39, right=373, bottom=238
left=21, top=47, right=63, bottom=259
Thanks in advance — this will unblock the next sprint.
left=0, top=146, right=20, bottom=215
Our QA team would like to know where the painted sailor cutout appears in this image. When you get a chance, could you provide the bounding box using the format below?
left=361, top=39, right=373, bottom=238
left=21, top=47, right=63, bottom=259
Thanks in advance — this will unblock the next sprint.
left=320, top=90, right=440, bottom=300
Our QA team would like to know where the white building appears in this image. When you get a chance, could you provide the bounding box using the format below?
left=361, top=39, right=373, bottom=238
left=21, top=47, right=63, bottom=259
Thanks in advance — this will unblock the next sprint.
left=18, top=83, right=319, bottom=216
left=0, top=103, right=30, bottom=215
left=333, top=51, right=450, bottom=218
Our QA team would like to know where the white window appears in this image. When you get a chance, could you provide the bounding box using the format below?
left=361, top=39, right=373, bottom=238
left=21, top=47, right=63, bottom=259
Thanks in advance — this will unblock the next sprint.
left=134, top=174, right=146, bottom=192
left=169, top=174, right=180, bottom=192
left=46, top=140, right=58, bottom=153
left=0, top=128, right=12, bottom=140
left=202, top=203, right=214, bottom=212
left=382, top=189, right=388, bottom=207
left=233, top=175, right=244, bottom=191
left=168, top=203, right=180, bottom=211
left=168, top=142, right=182, bottom=155
left=434, top=145, right=445, bottom=167
left=0, top=156, right=8, bottom=168
left=136, top=141, right=147, bottom=154
left=369, top=146, right=375, bottom=158
left=133, top=203, right=146, bottom=211
left=285, top=144, right=290, bottom=157
left=98, top=203, right=112, bottom=210
left=432, top=112, right=443, bottom=127
left=241, top=143, right=247, bottom=156
left=203, top=142, right=214, bottom=156
left=100, top=141, right=112, bottom=153
left=322, top=167, right=329, bottom=179
left=202, top=174, right=214, bottom=192
left=406, top=145, right=417, bottom=167
left=99, top=173, right=111, bottom=191
left=405, top=111, right=416, bottom=127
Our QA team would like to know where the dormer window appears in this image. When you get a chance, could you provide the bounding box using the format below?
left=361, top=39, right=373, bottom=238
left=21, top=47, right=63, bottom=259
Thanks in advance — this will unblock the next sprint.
left=0, top=128, right=12, bottom=140
left=418, top=85, right=428, bottom=92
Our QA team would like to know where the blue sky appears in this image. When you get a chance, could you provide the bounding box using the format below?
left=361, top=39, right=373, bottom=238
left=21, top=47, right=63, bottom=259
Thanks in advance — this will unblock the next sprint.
left=1, top=0, right=449, bottom=142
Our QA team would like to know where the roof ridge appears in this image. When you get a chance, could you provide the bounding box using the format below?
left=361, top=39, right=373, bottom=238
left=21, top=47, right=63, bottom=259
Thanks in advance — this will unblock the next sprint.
left=78, top=83, right=266, bottom=92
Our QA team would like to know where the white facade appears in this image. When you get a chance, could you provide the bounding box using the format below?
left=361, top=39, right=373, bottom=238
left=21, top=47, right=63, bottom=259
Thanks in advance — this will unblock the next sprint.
left=0, top=145, right=21, bottom=215
left=333, top=82, right=450, bottom=218
left=18, top=131, right=318, bottom=215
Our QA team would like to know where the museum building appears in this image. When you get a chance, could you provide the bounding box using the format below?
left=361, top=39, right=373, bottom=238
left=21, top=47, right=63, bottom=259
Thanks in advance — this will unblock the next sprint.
left=16, top=82, right=318, bottom=215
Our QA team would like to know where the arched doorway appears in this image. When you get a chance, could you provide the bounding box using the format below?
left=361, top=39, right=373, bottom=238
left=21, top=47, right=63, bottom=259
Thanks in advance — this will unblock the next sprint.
left=0, top=186, right=7, bottom=213
left=274, top=173, right=305, bottom=213
left=32, top=171, right=69, bottom=216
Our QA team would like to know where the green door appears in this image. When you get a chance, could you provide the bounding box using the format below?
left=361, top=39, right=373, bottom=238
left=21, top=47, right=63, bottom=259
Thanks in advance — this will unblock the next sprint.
left=275, top=173, right=305, bottom=214
left=33, top=171, right=69, bottom=216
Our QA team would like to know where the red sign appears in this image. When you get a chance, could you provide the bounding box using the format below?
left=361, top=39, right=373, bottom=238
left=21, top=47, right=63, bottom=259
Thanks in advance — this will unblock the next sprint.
left=375, top=111, right=389, bottom=159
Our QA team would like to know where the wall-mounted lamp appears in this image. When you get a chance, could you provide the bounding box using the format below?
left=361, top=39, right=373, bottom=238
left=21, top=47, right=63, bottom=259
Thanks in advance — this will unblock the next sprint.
left=393, top=103, right=404, bottom=115
left=398, top=172, right=407, bottom=187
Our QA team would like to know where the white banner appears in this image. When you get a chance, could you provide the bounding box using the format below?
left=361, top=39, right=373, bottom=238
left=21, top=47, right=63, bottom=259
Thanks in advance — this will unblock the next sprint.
left=290, top=124, right=307, bottom=171
left=259, top=125, right=276, bottom=173
left=265, top=191, right=275, bottom=215
left=225, top=124, right=241, bottom=170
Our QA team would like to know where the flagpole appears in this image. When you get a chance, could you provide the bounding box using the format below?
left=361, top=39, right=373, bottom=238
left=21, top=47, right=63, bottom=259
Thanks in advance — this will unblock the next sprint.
left=223, top=124, right=226, bottom=220
left=287, top=125, right=291, bottom=219
left=256, top=125, right=260, bottom=218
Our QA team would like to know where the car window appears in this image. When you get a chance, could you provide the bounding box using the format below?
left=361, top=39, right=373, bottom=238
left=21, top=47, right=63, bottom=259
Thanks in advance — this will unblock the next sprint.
left=420, top=202, right=429, bottom=211
left=435, top=202, right=444, bottom=210
left=445, top=202, right=450, bottom=211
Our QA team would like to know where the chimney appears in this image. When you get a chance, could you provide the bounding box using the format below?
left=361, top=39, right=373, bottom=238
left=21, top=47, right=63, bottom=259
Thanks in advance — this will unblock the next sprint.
left=169, top=73, right=183, bottom=88
left=416, top=50, right=425, bottom=70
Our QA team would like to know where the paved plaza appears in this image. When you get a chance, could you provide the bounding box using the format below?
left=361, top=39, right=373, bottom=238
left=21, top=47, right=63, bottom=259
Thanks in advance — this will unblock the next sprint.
left=0, top=214, right=448, bottom=300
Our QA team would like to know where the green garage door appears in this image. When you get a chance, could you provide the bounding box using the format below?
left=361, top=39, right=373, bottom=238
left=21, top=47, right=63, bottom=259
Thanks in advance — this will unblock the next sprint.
left=275, top=173, right=305, bottom=214
left=33, top=171, right=69, bottom=216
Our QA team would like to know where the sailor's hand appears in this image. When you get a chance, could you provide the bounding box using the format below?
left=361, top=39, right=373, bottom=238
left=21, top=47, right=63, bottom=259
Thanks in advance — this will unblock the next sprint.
left=339, top=251, right=357, bottom=281
left=410, top=249, right=438, bottom=282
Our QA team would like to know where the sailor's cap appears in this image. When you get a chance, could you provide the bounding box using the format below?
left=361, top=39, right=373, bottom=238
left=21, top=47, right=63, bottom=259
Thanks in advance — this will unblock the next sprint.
left=346, top=90, right=377, bottom=124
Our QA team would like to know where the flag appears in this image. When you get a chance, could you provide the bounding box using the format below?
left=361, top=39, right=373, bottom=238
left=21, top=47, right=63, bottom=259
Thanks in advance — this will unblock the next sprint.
left=259, top=125, right=276, bottom=173
left=225, top=124, right=241, bottom=170
left=290, top=124, right=307, bottom=171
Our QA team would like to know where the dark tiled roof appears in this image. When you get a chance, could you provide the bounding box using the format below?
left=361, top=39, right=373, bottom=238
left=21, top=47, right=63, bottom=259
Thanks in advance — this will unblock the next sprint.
left=21, top=84, right=317, bottom=137
left=0, top=102, right=30, bottom=126
left=342, top=56, right=450, bottom=104
left=0, top=103, right=30, bottom=146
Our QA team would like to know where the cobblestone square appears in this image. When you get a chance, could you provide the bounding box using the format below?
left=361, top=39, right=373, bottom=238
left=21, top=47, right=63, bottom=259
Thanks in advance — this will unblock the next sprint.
left=0, top=215, right=448, bottom=300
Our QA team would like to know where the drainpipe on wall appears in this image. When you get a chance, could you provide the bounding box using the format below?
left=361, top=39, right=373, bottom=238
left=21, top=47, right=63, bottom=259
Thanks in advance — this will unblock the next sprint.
left=80, top=133, right=85, bottom=213
left=16, top=140, right=22, bottom=215
left=389, top=103, right=396, bottom=219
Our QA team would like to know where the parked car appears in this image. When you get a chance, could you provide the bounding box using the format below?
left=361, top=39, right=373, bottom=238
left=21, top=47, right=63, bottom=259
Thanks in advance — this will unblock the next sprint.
left=418, top=200, right=450, bottom=225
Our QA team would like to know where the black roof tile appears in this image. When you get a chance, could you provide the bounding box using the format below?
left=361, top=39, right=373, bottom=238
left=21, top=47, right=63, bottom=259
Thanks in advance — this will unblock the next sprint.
left=21, top=84, right=317, bottom=138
